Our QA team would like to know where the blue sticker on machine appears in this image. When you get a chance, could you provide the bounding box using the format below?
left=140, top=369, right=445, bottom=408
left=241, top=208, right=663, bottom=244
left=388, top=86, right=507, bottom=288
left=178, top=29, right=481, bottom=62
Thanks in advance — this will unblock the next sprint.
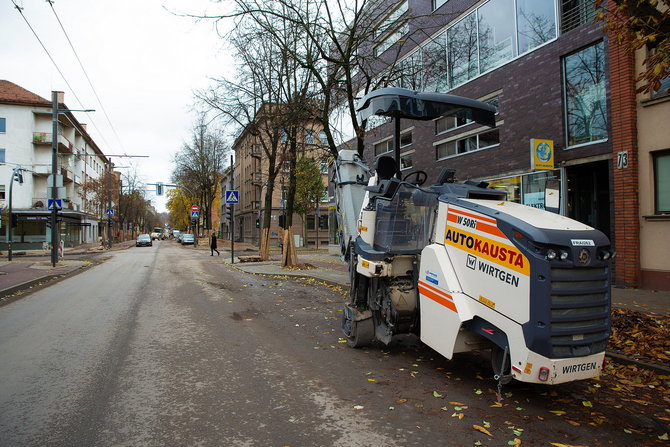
left=425, top=270, right=439, bottom=285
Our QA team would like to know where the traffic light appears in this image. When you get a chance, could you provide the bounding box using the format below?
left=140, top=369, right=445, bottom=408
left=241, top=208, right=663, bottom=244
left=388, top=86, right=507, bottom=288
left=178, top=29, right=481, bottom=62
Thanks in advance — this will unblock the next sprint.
left=14, top=171, right=23, bottom=184
left=278, top=214, right=286, bottom=229
left=11, top=213, right=18, bottom=228
left=156, top=182, right=163, bottom=196
left=228, top=205, right=234, bottom=223
left=255, top=218, right=260, bottom=228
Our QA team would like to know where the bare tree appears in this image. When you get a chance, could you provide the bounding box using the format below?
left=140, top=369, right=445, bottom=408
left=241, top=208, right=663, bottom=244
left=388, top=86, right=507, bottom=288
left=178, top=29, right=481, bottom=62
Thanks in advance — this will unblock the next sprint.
left=172, top=113, right=229, bottom=233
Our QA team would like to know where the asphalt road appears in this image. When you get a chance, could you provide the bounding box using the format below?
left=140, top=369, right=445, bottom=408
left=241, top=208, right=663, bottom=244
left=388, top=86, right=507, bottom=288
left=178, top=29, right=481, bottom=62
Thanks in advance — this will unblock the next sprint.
left=0, top=240, right=664, bottom=446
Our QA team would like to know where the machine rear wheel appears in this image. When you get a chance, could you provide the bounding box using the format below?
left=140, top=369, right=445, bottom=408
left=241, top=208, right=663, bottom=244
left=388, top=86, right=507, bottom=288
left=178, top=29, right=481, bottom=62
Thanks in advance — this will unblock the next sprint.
left=342, top=308, right=374, bottom=348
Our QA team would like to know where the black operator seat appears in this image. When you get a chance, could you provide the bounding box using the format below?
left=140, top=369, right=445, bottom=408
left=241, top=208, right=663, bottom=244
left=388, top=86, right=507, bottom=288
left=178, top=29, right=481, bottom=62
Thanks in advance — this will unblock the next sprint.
left=376, top=155, right=397, bottom=180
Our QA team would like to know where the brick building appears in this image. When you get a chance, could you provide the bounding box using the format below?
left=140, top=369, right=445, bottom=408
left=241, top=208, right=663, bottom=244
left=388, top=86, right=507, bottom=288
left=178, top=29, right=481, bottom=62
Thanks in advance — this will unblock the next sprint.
left=332, top=0, right=668, bottom=290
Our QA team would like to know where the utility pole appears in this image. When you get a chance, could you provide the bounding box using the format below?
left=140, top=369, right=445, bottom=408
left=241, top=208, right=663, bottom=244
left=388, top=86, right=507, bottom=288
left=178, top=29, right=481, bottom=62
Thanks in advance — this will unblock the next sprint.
left=50, top=91, right=60, bottom=267
left=108, top=160, right=113, bottom=249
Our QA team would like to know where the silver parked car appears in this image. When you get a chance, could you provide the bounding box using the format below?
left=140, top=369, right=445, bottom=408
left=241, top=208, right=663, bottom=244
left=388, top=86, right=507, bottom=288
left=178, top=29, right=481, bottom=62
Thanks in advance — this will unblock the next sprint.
left=180, top=233, right=195, bottom=245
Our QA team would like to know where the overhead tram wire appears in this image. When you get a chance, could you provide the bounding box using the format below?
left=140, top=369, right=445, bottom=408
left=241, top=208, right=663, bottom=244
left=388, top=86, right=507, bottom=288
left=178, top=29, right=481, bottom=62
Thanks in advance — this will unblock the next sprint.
left=46, top=0, right=127, bottom=154
left=11, top=0, right=110, bottom=151
left=10, top=0, right=86, bottom=110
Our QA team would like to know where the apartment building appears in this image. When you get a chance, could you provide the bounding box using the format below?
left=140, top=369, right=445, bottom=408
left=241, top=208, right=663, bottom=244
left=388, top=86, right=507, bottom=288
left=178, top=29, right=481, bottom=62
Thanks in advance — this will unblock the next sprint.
left=0, top=80, right=109, bottom=249
left=331, top=0, right=668, bottom=289
left=230, top=105, right=330, bottom=247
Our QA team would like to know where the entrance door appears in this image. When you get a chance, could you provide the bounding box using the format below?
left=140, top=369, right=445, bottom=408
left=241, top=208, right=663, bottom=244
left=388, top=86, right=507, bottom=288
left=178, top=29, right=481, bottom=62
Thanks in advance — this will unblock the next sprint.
left=566, top=160, right=611, bottom=238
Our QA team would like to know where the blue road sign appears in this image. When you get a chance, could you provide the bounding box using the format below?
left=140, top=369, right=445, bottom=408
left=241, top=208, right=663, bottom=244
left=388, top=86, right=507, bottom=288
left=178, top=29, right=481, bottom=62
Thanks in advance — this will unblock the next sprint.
left=105, top=208, right=114, bottom=216
left=191, top=211, right=200, bottom=219
left=48, top=199, right=63, bottom=211
left=225, top=190, right=239, bottom=204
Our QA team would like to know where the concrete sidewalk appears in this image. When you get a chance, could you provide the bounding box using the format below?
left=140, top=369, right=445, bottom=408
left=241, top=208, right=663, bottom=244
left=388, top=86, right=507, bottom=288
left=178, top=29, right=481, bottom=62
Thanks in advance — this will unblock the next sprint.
left=0, top=240, right=135, bottom=301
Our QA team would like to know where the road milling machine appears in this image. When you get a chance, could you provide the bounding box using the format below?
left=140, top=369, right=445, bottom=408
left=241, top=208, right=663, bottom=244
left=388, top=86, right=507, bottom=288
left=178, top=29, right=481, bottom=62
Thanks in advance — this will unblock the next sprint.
left=332, top=88, right=614, bottom=385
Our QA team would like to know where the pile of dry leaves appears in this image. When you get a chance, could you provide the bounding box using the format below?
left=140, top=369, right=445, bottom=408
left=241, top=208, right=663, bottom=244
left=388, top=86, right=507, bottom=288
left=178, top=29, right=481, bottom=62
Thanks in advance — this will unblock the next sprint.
left=608, top=308, right=670, bottom=365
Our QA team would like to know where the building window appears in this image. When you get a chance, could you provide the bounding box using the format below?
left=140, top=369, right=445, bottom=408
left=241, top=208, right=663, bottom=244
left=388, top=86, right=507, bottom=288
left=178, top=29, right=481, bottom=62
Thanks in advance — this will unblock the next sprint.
left=654, top=150, right=670, bottom=214
left=435, top=115, right=471, bottom=135
left=373, top=1, right=409, bottom=57
left=653, top=76, right=670, bottom=99
left=320, top=161, right=329, bottom=174
left=400, top=132, right=412, bottom=148
left=560, top=0, right=597, bottom=34
left=448, top=12, right=479, bottom=87
left=517, top=0, right=557, bottom=53
left=305, top=130, right=315, bottom=145
left=436, top=129, right=500, bottom=160
left=374, top=139, right=393, bottom=156
left=433, top=0, right=448, bottom=10
left=0, top=149, right=5, bottom=163
left=564, top=41, right=607, bottom=148
left=423, top=33, right=448, bottom=92
left=400, top=152, right=414, bottom=170
left=319, top=130, right=328, bottom=144
left=0, top=185, right=5, bottom=200
left=478, top=0, right=517, bottom=73
left=0, top=118, right=5, bottom=133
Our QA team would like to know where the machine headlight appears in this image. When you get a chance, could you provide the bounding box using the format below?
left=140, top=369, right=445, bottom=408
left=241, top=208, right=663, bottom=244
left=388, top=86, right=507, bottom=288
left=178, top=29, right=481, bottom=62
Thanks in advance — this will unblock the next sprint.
left=559, top=250, right=569, bottom=261
left=546, top=249, right=557, bottom=260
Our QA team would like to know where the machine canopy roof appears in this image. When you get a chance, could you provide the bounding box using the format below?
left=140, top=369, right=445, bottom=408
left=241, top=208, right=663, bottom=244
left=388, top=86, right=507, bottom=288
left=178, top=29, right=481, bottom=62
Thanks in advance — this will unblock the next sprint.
left=356, top=87, right=497, bottom=128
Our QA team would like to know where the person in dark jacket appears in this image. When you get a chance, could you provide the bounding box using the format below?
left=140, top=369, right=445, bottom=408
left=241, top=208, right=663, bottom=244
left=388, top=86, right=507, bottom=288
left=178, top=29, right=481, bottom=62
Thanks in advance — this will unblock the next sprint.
left=210, top=233, right=219, bottom=256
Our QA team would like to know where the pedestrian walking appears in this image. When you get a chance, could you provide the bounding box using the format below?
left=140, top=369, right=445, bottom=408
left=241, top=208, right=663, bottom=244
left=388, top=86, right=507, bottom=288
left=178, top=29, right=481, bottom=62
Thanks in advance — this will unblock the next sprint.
left=210, top=232, right=220, bottom=256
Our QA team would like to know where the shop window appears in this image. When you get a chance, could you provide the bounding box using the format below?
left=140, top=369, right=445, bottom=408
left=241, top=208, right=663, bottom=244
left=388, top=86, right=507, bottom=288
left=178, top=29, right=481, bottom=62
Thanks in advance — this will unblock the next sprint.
left=0, top=118, right=5, bottom=133
left=0, top=185, right=5, bottom=200
left=564, top=41, right=607, bottom=147
left=488, top=176, right=521, bottom=203
left=0, top=149, right=5, bottom=163
left=654, top=150, right=670, bottom=214
left=319, top=130, right=328, bottom=144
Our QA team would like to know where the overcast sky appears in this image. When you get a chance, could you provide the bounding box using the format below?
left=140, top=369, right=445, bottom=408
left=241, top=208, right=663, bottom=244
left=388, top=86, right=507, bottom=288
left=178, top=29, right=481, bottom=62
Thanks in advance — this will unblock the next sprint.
left=1, top=0, right=234, bottom=212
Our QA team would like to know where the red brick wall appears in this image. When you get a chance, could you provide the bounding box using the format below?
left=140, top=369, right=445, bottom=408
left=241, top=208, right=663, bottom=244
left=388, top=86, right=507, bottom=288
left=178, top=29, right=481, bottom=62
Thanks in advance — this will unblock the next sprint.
left=607, top=15, right=640, bottom=287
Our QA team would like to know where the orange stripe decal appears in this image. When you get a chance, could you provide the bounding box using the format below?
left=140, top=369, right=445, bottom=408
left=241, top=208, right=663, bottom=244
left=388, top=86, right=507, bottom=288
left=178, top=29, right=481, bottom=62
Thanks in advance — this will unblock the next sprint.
left=449, top=208, right=497, bottom=225
left=447, top=210, right=506, bottom=239
left=418, top=281, right=457, bottom=313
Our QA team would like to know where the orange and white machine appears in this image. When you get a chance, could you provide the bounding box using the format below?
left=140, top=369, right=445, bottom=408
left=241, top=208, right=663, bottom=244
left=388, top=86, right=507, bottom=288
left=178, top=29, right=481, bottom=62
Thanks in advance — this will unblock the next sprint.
left=335, top=88, right=614, bottom=385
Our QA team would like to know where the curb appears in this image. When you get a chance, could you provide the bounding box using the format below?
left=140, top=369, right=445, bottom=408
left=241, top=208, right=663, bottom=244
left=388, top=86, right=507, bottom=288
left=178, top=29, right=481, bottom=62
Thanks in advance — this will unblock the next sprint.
left=605, top=351, right=670, bottom=375
left=0, top=273, right=64, bottom=299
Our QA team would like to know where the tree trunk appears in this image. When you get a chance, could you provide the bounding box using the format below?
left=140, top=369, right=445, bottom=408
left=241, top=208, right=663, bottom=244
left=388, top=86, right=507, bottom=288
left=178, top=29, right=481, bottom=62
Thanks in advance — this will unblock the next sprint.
left=281, top=226, right=298, bottom=267
left=260, top=227, right=270, bottom=260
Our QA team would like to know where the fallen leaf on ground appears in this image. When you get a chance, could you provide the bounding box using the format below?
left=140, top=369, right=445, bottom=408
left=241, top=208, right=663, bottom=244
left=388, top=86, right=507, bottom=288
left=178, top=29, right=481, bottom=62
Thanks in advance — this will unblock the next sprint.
left=473, top=425, right=493, bottom=437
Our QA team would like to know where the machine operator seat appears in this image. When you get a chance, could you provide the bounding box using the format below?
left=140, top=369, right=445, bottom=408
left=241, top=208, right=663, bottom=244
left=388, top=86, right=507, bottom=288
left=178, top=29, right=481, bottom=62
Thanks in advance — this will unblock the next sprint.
left=375, top=156, right=397, bottom=180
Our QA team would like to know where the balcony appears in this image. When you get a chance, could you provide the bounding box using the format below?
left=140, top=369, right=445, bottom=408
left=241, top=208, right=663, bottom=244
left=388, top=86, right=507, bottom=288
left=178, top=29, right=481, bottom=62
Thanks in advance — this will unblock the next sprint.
left=32, top=132, right=75, bottom=153
left=31, top=164, right=52, bottom=176
left=251, top=172, right=263, bottom=185
left=250, top=145, right=262, bottom=158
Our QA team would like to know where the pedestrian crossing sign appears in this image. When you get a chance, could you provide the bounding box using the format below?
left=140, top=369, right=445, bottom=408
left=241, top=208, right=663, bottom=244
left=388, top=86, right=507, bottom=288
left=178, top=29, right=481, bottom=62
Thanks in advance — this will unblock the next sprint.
left=225, top=190, right=239, bottom=204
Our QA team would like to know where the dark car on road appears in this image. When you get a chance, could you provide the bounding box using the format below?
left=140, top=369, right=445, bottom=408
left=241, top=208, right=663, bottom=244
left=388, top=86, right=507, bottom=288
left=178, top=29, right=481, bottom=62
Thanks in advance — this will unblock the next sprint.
left=136, top=234, right=152, bottom=247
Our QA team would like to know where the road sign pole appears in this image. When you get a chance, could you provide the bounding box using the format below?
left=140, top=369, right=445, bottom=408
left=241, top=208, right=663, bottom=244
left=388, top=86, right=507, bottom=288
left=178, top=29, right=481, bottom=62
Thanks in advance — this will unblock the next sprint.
left=230, top=155, right=234, bottom=264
